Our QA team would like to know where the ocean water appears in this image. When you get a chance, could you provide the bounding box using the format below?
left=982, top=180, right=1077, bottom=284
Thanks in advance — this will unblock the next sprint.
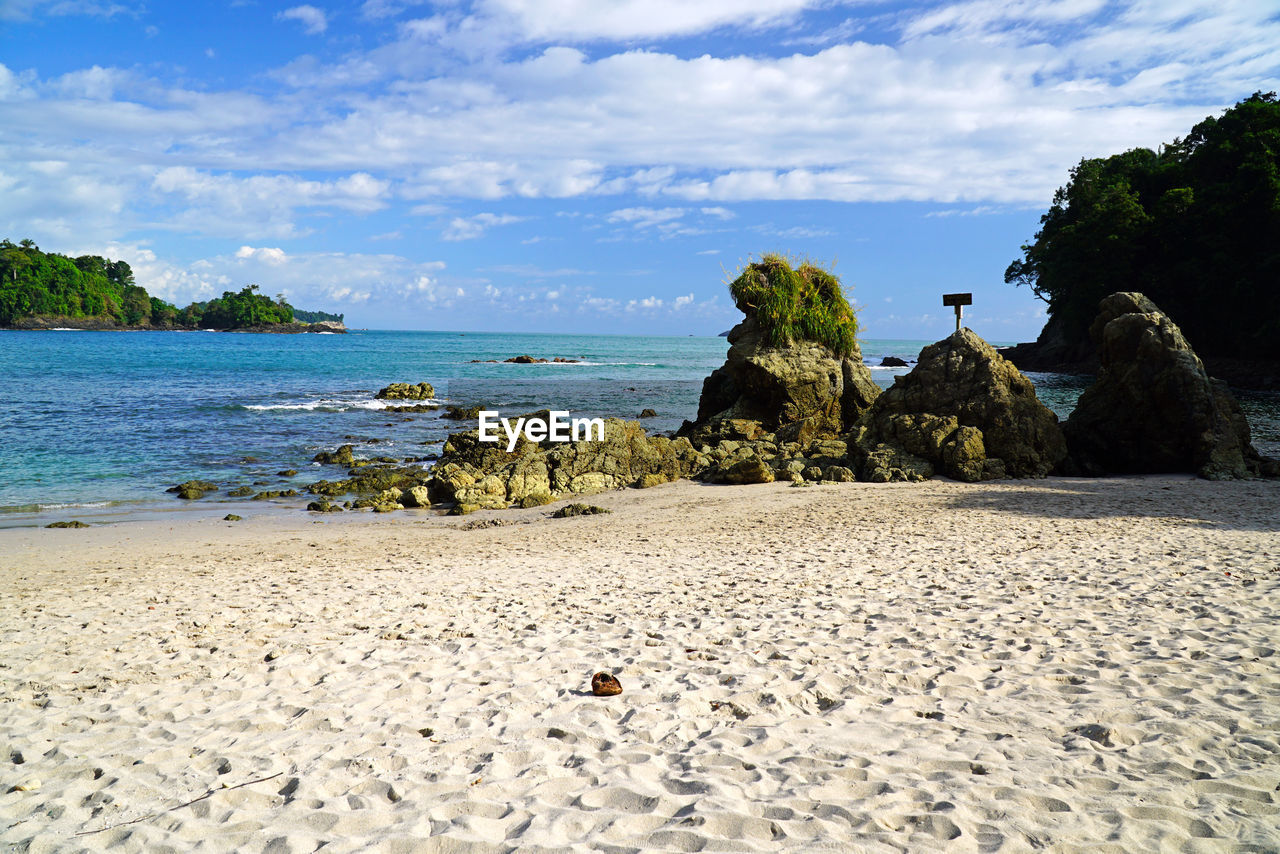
left=1, top=329, right=1276, bottom=526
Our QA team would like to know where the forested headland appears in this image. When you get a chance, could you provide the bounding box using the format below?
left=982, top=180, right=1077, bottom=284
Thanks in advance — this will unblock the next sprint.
left=1005, top=92, right=1280, bottom=374
left=0, top=240, right=339, bottom=331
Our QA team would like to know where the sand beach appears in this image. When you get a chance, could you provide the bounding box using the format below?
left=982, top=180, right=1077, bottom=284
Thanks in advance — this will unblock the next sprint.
left=2, top=476, right=1278, bottom=852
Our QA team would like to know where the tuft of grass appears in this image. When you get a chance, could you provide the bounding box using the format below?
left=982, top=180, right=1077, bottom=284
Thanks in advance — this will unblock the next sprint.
left=728, top=253, right=858, bottom=356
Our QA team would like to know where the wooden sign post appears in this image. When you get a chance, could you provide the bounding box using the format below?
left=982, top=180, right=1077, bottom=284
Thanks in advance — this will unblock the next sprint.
left=942, top=293, right=972, bottom=332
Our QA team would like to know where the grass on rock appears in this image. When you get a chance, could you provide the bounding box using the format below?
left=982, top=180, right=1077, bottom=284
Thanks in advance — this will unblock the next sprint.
left=728, top=254, right=858, bottom=356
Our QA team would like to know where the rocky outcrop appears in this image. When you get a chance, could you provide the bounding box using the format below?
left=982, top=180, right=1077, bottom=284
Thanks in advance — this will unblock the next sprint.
left=425, top=418, right=708, bottom=513
left=681, top=315, right=879, bottom=445
left=853, top=329, right=1067, bottom=482
left=1062, top=292, right=1275, bottom=479
left=375, top=382, right=436, bottom=400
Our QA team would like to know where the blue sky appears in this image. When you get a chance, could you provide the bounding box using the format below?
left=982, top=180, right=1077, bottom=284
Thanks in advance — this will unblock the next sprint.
left=1, top=1, right=1277, bottom=338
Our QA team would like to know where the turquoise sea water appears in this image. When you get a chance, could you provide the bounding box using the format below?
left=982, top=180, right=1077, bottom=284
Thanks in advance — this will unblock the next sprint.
left=1, top=329, right=1276, bottom=526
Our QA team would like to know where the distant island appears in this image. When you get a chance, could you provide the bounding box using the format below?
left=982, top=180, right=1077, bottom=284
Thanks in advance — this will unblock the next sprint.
left=0, top=239, right=345, bottom=333
left=1003, top=92, right=1279, bottom=386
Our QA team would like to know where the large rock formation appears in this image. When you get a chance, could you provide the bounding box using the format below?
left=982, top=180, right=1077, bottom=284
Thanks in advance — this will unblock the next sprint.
left=682, top=314, right=879, bottom=445
left=853, top=329, right=1067, bottom=482
left=1063, top=292, right=1275, bottom=479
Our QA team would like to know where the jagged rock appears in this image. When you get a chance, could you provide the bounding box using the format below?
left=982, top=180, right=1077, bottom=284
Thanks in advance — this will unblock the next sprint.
left=438, top=429, right=540, bottom=477
left=308, top=478, right=354, bottom=497
left=305, top=500, right=342, bottom=513
left=518, top=491, right=555, bottom=508
left=505, top=355, right=546, bottom=364
left=821, top=465, right=855, bottom=482
left=46, top=520, right=89, bottom=528
left=711, top=458, right=775, bottom=485
left=853, top=329, right=1066, bottom=481
left=858, top=443, right=935, bottom=483
left=168, top=480, right=219, bottom=500
left=375, top=382, right=436, bottom=400
left=683, top=417, right=768, bottom=447
left=681, top=314, right=879, bottom=442
left=638, top=408, right=658, bottom=418
left=553, top=503, right=611, bottom=518
left=591, top=672, right=623, bottom=697
left=452, top=474, right=509, bottom=512
left=223, top=514, right=242, bottom=521
left=503, top=455, right=552, bottom=506
left=635, top=472, right=670, bottom=489
left=803, top=437, right=852, bottom=468
left=544, top=420, right=686, bottom=495
left=401, top=485, right=432, bottom=508
left=227, top=485, right=255, bottom=497
left=442, top=404, right=484, bottom=421
left=253, top=489, right=300, bottom=500
left=1063, top=292, right=1274, bottom=479
left=313, top=445, right=356, bottom=466
left=277, top=469, right=298, bottom=477
left=426, top=419, right=702, bottom=511
left=880, top=356, right=909, bottom=367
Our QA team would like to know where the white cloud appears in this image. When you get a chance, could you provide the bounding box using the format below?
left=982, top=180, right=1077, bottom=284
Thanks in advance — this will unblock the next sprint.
left=608, top=206, right=686, bottom=229
left=140, top=247, right=451, bottom=311
left=277, top=5, right=328, bottom=35
left=361, top=0, right=429, bottom=19
left=442, top=212, right=525, bottom=241
left=673, top=293, right=694, bottom=308
left=467, top=0, right=821, bottom=43
left=1, top=0, right=1277, bottom=251
left=50, top=65, right=132, bottom=99
left=235, top=245, right=289, bottom=265
left=150, top=168, right=390, bottom=238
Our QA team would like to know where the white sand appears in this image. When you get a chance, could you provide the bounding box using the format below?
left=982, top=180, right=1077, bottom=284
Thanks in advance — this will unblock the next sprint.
left=2, top=476, right=1279, bottom=852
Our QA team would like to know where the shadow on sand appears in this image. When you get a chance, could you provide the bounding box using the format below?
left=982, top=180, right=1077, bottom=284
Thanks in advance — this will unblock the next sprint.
left=935, top=475, right=1280, bottom=533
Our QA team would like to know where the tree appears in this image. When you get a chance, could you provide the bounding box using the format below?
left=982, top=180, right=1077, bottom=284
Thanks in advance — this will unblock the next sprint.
left=1006, top=92, right=1280, bottom=360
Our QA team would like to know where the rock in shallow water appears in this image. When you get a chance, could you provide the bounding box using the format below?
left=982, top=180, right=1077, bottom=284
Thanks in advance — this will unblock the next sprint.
left=167, top=479, right=219, bottom=500
left=375, top=382, right=435, bottom=400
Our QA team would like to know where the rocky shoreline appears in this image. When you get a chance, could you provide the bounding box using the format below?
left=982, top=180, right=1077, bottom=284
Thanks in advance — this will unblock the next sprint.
left=156, top=290, right=1277, bottom=520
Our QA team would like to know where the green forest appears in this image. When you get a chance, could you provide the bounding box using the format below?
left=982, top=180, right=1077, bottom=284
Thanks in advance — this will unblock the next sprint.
left=0, top=240, right=329, bottom=330
left=293, top=308, right=344, bottom=324
left=1006, top=92, right=1280, bottom=360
